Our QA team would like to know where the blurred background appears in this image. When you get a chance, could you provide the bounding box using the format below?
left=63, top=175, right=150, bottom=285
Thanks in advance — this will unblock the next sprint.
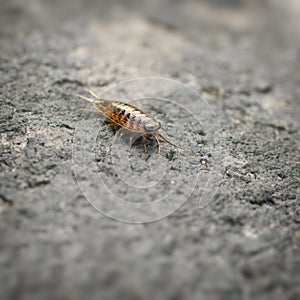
left=2, top=0, right=299, bottom=109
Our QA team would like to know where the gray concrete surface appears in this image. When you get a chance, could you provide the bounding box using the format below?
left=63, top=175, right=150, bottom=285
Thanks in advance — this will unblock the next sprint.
left=0, top=0, right=299, bottom=299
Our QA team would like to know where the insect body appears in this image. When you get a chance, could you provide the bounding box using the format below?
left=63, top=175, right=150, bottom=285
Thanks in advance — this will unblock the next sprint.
left=77, top=89, right=182, bottom=155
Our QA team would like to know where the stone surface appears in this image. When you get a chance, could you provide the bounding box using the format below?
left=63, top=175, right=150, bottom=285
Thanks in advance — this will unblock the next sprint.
left=1, top=0, right=299, bottom=299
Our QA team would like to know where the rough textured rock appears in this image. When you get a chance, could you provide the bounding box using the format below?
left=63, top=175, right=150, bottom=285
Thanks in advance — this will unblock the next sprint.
left=1, top=0, right=299, bottom=299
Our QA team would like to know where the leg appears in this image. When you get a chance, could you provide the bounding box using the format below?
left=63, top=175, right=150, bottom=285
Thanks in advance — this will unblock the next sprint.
left=158, top=133, right=184, bottom=151
left=154, top=135, right=161, bottom=156
left=129, top=135, right=133, bottom=148
left=142, top=136, right=148, bottom=153
left=100, top=121, right=115, bottom=130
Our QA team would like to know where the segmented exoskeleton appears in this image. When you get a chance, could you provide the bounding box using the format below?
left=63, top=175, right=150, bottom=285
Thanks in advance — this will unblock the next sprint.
left=77, top=89, right=182, bottom=155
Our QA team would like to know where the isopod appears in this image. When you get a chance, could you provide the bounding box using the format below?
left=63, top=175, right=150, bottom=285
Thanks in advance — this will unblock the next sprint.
left=77, top=89, right=182, bottom=155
